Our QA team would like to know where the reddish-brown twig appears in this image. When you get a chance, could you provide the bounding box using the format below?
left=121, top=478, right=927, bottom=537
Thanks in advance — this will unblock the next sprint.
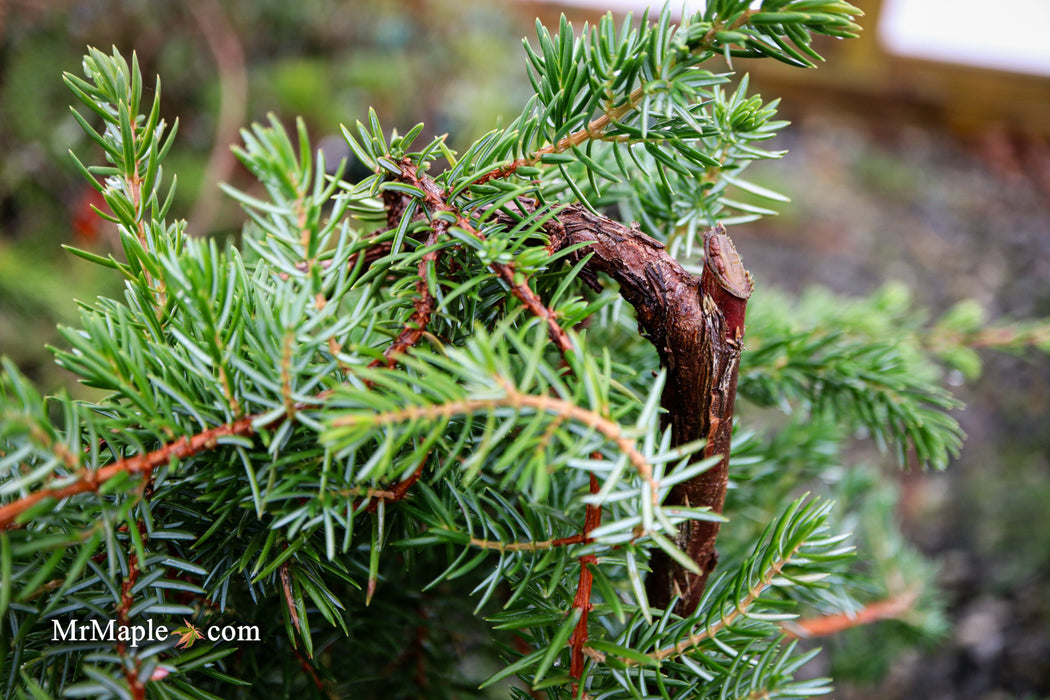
left=369, top=227, right=442, bottom=369
left=291, top=643, right=336, bottom=698
left=116, top=520, right=148, bottom=700
left=393, top=158, right=574, bottom=356
left=569, top=472, right=603, bottom=696
left=363, top=452, right=428, bottom=513
left=1, top=415, right=261, bottom=530
left=782, top=590, right=919, bottom=639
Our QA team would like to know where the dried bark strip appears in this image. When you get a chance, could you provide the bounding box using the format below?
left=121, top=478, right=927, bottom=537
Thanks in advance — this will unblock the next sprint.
left=550, top=208, right=752, bottom=616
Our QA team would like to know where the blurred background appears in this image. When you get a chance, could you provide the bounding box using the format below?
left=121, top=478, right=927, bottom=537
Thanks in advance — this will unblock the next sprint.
left=1, top=1, right=1048, bottom=697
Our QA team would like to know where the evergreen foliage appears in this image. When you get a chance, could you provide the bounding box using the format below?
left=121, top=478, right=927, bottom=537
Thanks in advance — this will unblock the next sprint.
left=2, top=4, right=1048, bottom=698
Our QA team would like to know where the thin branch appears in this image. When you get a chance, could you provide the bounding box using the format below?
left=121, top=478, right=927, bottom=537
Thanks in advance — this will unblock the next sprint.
left=412, top=606, right=430, bottom=693
left=569, top=472, right=602, bottom=695
left=329, top=377, right=660, bottom=501
left=363, top=452, right=428, bottom=513
left=781, top=589, right=920, bottom=639
left=470, top=13, right=754, bottom=187
left=0, top=407, right=434, bottom=530
left=215, top=335, right=241, bottom=416
left=116, top=521, right=147, bottom=700
left=647, top=560, right=783, bottom=662
left=468, top=532, right=588, bottom=553
left=369, top=224, right=442, bottom=368
left=376, top=603, right=432, bottom=694
left=927, top=323, right=1050, bottom=351
left=471, top=98, right=638, bottom=187
left=394, top=159, right=574, bottom=356
left=0, top=414, right=262, bottom=529
left=118, top=109, right=165, bottom=312
left=291, top=643, right=338, bottom=699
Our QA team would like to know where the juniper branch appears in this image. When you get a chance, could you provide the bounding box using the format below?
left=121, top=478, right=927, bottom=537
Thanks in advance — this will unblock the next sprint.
left=389, top=157, right=574, bottom=355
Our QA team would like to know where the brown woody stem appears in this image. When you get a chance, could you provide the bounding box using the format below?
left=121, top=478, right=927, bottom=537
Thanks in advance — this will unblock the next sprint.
left=550, top=210, right=752, bottom=616
left=569, top=473, right=602, bottom=693
left=648, top=227, right=751, bottom=615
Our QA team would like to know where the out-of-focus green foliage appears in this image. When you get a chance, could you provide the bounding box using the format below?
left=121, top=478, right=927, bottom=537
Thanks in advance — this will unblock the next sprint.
left=0, top=0, right=527, bottom=392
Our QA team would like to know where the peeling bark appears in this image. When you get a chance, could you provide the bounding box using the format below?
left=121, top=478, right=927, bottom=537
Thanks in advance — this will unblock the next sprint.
left=549, top=207, right=752, bottom=616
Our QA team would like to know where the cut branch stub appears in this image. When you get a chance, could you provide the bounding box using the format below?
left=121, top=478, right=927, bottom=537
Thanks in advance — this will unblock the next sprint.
left=550, top=213, right=752, bottom=616
left=650, top=227, right=753, bottom=616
